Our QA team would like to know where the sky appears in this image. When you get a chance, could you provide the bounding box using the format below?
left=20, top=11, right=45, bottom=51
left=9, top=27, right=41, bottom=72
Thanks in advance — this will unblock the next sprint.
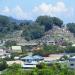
left=0, top=0, right=75, bottom=23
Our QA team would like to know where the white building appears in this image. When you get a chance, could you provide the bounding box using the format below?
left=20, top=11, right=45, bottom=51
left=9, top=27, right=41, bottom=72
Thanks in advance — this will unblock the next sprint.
left=0, top=49, right=6, bottom=56
left=22, top=61, right=38, bottom=69
left=21, top=55, right=44, bottom=68
left=68, top=56, right=75, bottom=69
left=46, top=40, right=55, bottom=45
left=72, top=44, right=75, bottom=47
left=11, top=46, right=22, bottom=53
left=44, top=54, right=64, bottom=63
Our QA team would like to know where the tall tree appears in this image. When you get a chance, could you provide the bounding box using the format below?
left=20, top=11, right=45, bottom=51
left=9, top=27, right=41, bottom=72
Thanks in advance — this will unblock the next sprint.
left=36, top=16, right=53, bottom=31
left=52, top=17, right=63, bottom=27
left=67, top=23, right=75, bottom=34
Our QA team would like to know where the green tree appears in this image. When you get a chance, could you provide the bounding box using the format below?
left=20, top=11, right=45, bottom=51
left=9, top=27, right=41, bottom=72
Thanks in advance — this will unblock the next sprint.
left=36, top=16, right=53, bottom=31
left=65, top=46, right=75, bottom=53
left=67, top=23, right=75, bottom=34
left=22, top=23, right=44, bottom=41
left=0, top=59, right=8, bottom=71
left=5, top=40, right=17, bottom=47
left=52, top=17, right=63, bottom=27
left=0, top=15, right=9, bottom=26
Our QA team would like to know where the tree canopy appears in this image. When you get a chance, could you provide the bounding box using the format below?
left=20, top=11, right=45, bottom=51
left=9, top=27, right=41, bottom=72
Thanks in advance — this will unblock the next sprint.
left=5, top=40, right=17, bottom=47
left=22, top=23, right=44, bottom=41
left=36, top=16, right=53, bottom=31
left=67, top=23, right=75, bottom=34
left=2, top=63, right=75, bottom=75
left=52, top=17, right=63, bottom=27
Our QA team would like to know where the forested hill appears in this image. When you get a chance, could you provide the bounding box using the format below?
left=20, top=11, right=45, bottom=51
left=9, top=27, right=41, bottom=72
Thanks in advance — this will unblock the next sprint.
left=0, top=15, right=33, bottom=38
left=0, top=15, right=75, bottom=42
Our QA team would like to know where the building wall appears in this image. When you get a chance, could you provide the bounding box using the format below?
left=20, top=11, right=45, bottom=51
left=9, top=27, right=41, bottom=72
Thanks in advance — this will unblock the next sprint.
left=68, top=60, right=75, bottom=69
left=11, top=46, right=22, bottom=53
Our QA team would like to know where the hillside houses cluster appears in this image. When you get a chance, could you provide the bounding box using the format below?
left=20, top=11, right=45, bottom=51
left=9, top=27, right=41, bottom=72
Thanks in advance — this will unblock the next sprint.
left=6, top=54, right=65, bottom=69
left=6, top=53, right=75, bottom=69
left=0, top=26, right=74, bottom=57
left=0, top=38, right=67, bottom=59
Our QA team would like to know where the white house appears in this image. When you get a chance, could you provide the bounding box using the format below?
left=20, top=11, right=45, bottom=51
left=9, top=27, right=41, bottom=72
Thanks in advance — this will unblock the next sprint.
left=72, top=44, right=75, bottom=47
left=46, top=40, right=55, bottom=45
left=11, top=46, right=22, bottom=53
left=44, top=54, right=64, bottom=63
left=0, top=49, right=6, bottom=56
left=22, top=61, right=38, bottom=69
left=21, top=55, right=44, bottom=68
left=68, top=56, right=75, bottom=69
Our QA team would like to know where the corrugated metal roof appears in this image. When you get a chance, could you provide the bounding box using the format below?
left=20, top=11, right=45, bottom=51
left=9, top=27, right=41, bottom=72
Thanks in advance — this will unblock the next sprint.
left=21, top=55, right=43, bottom=60
left=33, top=55, right=43, bottom=60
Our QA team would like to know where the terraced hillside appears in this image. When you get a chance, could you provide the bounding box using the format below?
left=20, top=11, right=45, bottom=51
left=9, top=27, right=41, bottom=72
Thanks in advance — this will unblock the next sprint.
left=2, top=25, right=75, bottom=46
left=45, top=26, right=75, bottom=43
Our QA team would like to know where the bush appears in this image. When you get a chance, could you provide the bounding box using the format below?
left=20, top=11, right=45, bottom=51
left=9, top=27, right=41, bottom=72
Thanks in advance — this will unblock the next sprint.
left=0, top=59, right=8, bottom=71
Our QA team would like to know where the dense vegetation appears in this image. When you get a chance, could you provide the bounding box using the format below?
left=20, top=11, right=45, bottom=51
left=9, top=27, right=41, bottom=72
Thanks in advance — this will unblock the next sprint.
left=36, top=16, right=53, bottom=31
left=32, top=43, right=75, bottom=56
left=21, top=23, right=44, bottom=41
left=0, top=59, right=8, bottom=71
left=36, top=16, right=63, bottom=31
left=1, top=63, right=75, bottom=75
left=0, top=15, right=20, bottom=38
left=5, top=40, right=17, bottom=47
left=21, top=16, right=63, bottom=40
left=0, top=15, right=75, bottom=41
left=67, top=23, right=75, bottom=35
left=0, top=15, right=64, bottom=40
left=33, top=44, right=65, bottom=56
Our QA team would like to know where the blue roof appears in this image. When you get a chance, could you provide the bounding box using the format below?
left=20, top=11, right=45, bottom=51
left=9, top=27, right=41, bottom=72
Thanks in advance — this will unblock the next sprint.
left=21, top=56, right=33, bottom=60
left=33, top=55, right=43, bottom=60
left=21, top=55, right=43, bottom=60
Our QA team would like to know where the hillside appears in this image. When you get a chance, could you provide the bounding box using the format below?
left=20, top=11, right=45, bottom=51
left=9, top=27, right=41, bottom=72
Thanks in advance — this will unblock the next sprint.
left=3, top=25, right=75, bottom=45
left=0, top=15, right=75, bottom=44
left=44, top=26, right=75, bottom=43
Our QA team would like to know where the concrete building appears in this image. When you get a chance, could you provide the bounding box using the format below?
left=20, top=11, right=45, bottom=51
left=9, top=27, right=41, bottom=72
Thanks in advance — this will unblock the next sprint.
left=0, top=49, right=6, bottom=56
left=11, top=46, right=22, bottom=53
left=21, top=55, right=44, bottom=68
left=44, top=54, right=64, bottom=63
left=68, top=56, right=75, bottom=69
left=45, top=40, right=55, bottom=45
left=21, top=55, right=44, bottom=62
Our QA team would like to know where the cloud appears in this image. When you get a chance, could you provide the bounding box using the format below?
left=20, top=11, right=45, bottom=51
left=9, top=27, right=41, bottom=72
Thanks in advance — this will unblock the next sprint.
left=2, top=7, right=10, bottom=13
left=0, top=6, right=10, bottom=15
left=65, top=8, right=75, bottom=22
left=0, top=6, right=31, bottom=20
left=12, top=6, right=30, bottom=19
left=32, top=1, right=75, bottom=23
left=0, top=1, right=74, bottom=23
left=33, top=1, right=73, bottom=17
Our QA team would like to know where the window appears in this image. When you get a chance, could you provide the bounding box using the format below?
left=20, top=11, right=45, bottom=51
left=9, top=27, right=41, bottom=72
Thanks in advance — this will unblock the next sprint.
left=70, top=64, right=74, bottom=66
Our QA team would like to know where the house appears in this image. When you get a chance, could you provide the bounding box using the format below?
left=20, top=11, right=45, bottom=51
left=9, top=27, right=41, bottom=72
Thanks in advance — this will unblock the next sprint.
left=0, top=49, right=6, bottom=57
left=72, top=44, right=75, bottom=47
left=22, top=61, right=38, bottom=69
left=45, top=40, right=55, bottom=45
left=44, top=54, right=64, bottom=63
left=40, top=36, right=56, bottom=45
left=19, top=40, right=39, bottom=51
left=0, top=49, right=11, bottom=58
left=21, top=56, right=34, bottom=63
left=33, top=55, right=44, bottom=61
left=7, top=60, right=24, bottom=66
left=0, top=40, right=5, bottom=46
left=21, top=55, right=44, bottom=68
left=11, top=46, right=22, bottom=53
left=21, top=55, right=44, bottom=62
left=18, top=40, right=38, bottom=46
left=68, top=56, right=75, bottom=69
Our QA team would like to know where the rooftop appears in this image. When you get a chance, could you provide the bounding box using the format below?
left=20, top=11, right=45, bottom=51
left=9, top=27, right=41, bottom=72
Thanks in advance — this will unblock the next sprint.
left=21, top=55, right=43, bottom=60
